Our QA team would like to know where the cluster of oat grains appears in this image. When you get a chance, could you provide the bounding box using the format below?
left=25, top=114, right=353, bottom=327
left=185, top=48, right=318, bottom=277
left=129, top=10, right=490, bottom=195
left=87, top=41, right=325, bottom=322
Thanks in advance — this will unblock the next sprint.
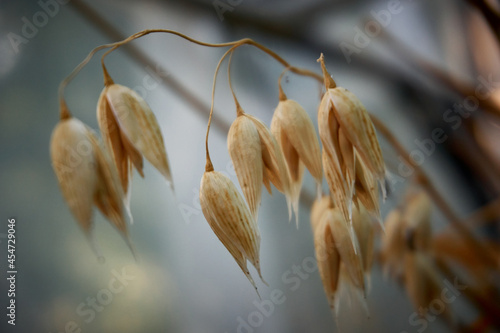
left=50, top=29, right=468, bottom=325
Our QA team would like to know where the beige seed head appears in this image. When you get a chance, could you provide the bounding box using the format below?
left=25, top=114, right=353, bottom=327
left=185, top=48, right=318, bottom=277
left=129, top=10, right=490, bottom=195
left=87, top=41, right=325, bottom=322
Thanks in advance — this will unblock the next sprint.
left=354, top=155, right=382, bottom=228
left=228, top=114, right=263, bottom=220
left=97, top=83, right=173, bottom=195
left=246, top=114, right=291, bottom=206
left=404, top=252, right=445, bottom=318
left=272, top=98, right=323, bottom=225
left=402, top=189, right=432, bottom=251
left=322, top=150, right=351, bottom=225
left=311, top=209, right=340, bottom=311
left=336, top=263, right=370, bottom=318
left=51, top=118, right=98, bottom=232
left=380, top=209, right=405, bottom=279
left=199, top=171, right=265, bottom=291
left=311, top=195, right=332, bottom=230
left=324, top=87, right=386, bottom=196
left=228, top=112, right=291, bottom=221
left=352, top=202, right=374, bottom=274
left=318, top=96, right=356, bottom=209
left=317, top=54, right=386, bottom=198
left=325, top=207, right=365, bottom=293
left=50, top=117, right=134, bottom=260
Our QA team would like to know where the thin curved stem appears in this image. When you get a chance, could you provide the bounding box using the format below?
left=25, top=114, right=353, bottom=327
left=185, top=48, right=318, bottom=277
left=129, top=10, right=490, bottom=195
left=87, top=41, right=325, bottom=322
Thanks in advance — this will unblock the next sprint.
left=277, top=67, right=292, bottom=101
left=98, top=30, right=323, bottom=86
left=61, top=28, right=324, bottom=120
left=205, top=44, right=243, bottom=172
left=227, top=49, right=243, bottom=115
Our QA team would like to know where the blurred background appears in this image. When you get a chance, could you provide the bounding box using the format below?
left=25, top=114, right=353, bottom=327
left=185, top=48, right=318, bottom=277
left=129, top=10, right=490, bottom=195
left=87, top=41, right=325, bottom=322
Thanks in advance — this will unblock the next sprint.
left=0, top=0, right=499, bottom=332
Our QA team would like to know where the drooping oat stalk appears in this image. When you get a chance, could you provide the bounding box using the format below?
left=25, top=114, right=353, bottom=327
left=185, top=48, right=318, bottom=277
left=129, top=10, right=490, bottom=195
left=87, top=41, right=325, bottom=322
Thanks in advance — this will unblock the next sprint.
left=54, top=27, right=500, bottom=328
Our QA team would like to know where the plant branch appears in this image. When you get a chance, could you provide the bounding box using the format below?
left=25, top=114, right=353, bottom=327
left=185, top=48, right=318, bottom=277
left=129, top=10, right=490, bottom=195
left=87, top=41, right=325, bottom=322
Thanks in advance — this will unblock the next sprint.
left=370, top=115, right=499, bottom=271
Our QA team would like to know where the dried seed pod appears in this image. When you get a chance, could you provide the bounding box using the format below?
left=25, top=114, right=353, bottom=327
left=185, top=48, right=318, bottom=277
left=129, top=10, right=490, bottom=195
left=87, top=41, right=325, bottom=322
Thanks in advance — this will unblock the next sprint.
left=380, top=209, right=405, bottom=279
left=228, top=115, right=263, bottom=220
left=312, top=211, right=340, bottom=311
left=246, top=114, right=291, bottom=208
left=50, top=117, right=134, bottom=260
left=404, top=253, right=446, bottom=319
left=326, top=87, right=386, bottom=193
left=199, top=171, right=265, bottom=291
left=352, top=202, right=374, bottom=275
left=322, top=150, right=350, bottom=227
left=228, top=112, right=291, bottom=221
left=317, top=54, right=387, bottom=208
left=318, top=95, right=355, bottom=220
left=354, top=155, right=381, bottom=228
left=311, top=195, right=332, bottom=230
left=326, top=207, right=365, bottom=293
left=51, top=118, right=98, bottom=232
left=272, top=98, right=322, bottom=225
left=97, top=83, right=173, bottom=198
left=335, top=263, right=370, bottom=318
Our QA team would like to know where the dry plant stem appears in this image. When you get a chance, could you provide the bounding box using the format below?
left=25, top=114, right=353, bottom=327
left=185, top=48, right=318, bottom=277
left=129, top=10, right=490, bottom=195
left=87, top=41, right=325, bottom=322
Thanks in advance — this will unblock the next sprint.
left=227, top=49, right=243, bottom=115
left=381, top=29, right=500, bottom=119
left=369, top=28, right=500, bottom=192
left=435, top=256, right=500, bottom=330
left=98, top=30, right=323, bottom=83
left=205, top=44, right=243, bottom=171
left=370, top=115, right=498, bottom=270
left=60, top=28, right=322, bottom=120
left=465, top=0, right=500, bottom=42
left=464, top=196, right=500, bottom=228
left=438, top=196, right=500, bottom=252
left=277, top=65, right=326, bottom=101
left=277, top=68, right=291, bottom=101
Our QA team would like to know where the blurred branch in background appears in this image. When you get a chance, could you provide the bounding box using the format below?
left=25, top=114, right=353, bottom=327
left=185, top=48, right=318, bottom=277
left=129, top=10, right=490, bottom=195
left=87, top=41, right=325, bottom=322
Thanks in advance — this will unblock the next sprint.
left=465, top=0, right=500, bottom=41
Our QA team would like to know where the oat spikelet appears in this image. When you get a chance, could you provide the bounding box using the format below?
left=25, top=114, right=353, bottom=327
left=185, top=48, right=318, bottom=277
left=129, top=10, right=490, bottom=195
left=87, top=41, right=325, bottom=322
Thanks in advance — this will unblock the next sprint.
left=272, top=98, right=322, bottom=226
left=228, top=112, right=291, bottom=221
left=247, top=114, right=292, bottom=215
left=318, top=94, right=359, bottom=226
left=51, top=118, right=98, bottom=233
left=311, top=195, right=332, bottom=230
left=404, top=253, right=446, bottom=319
left=335, top=263, right=370, bottom=318
left=317, top=54, right=387, bottom=221
left=354, top=155, right=382, bottom=228
left=97, top=83, right=173, bottom=198
left=200, top=171, right=265, bottom=292
left=380, top=209, right=405, bottom=279
left=381, top=188, right=432, bottom=279
left=311, top=207, right=340, bottom=311
left=50, top=117, right=135, bottom=260
left=324, top=87, right=386, bottom=196
left=403, top=189, right=432, bottom=251
left=326, top=207, right=365, bottom=293
left=352, top=201, right=374, bottom=291
left=228, top=114, right=263, bottom=220
left=322, top=149, right=351, bottom=227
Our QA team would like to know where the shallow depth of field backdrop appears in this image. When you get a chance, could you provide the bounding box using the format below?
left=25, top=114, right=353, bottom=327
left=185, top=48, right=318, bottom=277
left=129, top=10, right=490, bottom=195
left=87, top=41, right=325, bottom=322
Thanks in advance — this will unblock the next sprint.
left=0, top=0, right=499, bottom=332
